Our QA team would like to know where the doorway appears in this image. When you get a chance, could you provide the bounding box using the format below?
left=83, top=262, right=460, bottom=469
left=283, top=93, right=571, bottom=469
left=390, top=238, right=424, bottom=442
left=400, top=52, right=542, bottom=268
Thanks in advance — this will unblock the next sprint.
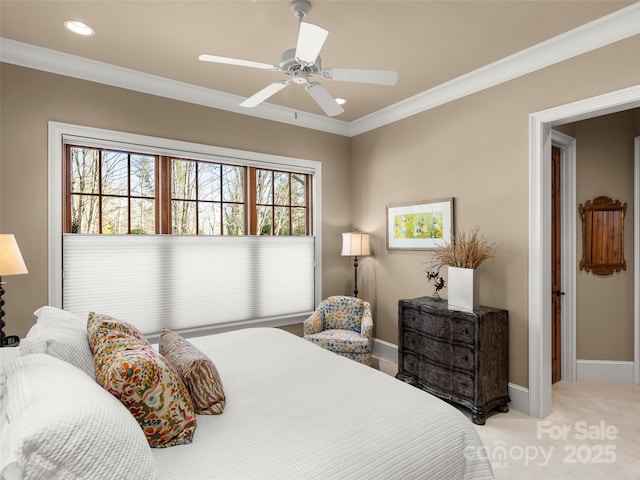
left=528, top=85, right=640, bottom=419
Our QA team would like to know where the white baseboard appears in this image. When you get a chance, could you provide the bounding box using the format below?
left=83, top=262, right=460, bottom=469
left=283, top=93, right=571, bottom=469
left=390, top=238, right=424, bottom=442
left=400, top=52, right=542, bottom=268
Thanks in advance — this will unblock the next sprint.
left=373, top=337, right=398, bottom=363
left=373, top=337, right=530, bottom=415
left=576, top=359, right=634, bottom=383
left=507, top=383, right=529, bottom=415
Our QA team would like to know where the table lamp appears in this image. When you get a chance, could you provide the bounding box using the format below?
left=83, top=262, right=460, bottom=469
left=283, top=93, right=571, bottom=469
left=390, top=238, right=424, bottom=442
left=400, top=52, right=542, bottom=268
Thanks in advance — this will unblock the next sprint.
left=0, top=234, right=28, bottom=347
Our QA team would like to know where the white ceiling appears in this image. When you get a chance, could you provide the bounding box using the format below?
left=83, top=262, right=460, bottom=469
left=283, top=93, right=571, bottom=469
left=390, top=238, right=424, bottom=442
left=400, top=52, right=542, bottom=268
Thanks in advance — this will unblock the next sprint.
left=0, top=0, right=636, bottom=126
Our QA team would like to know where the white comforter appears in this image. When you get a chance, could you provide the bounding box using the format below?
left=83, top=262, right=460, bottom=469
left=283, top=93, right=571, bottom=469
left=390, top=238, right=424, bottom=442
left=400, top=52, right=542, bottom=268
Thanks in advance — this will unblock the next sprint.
left=152, top=328, right=493, bottom=479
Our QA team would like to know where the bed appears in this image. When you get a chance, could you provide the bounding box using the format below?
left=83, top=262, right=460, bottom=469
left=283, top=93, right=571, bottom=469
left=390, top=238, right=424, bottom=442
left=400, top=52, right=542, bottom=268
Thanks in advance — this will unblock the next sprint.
left=0, top=307, right=493, bottom=480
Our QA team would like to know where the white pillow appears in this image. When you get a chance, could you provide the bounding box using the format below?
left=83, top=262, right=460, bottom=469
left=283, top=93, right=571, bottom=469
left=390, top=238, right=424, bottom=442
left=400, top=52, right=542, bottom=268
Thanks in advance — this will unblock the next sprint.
left=26, top=306, right=95, bottom=379
left=0, top=340, right=48, bottom=432
left=0, top=354, right=159, bottom=480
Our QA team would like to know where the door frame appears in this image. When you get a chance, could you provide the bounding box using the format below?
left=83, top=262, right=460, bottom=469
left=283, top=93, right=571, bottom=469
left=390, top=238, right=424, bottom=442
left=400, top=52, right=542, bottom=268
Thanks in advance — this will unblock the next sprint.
left=528, top=85, right=640, bottom=419
left=635, top=136, right=640, bottom=387
left=551, top=131, right=577, bottom=383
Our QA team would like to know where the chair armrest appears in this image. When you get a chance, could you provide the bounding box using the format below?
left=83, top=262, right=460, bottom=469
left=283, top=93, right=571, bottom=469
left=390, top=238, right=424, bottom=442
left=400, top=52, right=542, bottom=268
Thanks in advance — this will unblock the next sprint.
left=303, top=309, right=324, bottom=336
left=360, top=304, right=373, bottom=342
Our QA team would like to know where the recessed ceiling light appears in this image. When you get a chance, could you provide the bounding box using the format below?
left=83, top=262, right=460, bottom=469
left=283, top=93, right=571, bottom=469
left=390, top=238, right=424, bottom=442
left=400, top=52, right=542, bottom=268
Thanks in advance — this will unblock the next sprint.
left=64, top=20, right=95, bottom=36
left=335, top=98, right=346, bottom=105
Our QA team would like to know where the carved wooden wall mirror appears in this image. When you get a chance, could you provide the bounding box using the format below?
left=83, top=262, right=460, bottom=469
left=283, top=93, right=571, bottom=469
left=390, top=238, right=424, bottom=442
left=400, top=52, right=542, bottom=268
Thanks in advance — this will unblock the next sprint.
left=579, top=196, right=627, bottom=275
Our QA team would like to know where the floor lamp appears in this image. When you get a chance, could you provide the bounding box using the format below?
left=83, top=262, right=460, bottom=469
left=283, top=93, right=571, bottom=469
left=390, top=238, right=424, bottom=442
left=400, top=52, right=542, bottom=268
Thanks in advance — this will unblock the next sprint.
left=341, top=232, right=370, bottom=298
left=0, top=234, right=28, bottom=347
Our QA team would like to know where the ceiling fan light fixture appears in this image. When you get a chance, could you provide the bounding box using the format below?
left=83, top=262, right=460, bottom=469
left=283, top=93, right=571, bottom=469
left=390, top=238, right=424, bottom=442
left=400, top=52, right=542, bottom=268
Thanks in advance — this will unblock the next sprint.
left=63, top=20, right=95, bottom=36
left=335, top=98, right=346, bottom=105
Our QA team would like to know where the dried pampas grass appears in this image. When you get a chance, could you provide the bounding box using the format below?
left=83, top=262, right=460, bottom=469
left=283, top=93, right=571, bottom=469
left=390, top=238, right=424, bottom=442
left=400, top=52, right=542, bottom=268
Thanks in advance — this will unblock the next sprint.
left=431, top=226, right=495, bottom=269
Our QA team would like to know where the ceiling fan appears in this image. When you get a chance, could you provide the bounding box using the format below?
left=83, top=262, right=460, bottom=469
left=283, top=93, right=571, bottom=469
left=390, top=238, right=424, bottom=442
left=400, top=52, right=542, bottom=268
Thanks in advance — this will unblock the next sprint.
left=199, top=0, right=398, bottom=117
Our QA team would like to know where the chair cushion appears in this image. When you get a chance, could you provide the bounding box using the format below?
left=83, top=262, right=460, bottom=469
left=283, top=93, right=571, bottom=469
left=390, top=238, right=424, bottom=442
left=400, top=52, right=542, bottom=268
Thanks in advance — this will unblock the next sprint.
left=323, top=296, right=364, bottom=331
left=304, top=329, right=371, bottom=354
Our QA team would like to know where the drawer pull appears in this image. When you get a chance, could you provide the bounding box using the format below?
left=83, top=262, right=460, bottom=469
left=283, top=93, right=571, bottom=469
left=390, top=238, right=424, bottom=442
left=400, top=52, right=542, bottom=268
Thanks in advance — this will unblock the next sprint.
left=462, top=355, right=469, bottom=361
left=462, top=328, right=469, bottom=335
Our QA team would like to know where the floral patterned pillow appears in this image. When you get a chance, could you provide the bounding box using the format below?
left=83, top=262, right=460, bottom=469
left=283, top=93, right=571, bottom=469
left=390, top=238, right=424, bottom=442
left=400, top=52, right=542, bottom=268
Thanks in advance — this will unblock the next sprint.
left=88, top=313, right=197, bottom=448
left=87, top=312, right=147, bottom=348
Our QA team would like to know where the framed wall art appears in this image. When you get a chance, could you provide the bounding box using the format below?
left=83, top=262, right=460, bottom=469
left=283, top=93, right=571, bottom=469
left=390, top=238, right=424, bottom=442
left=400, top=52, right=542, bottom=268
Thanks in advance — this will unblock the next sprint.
left=386, top=198, right=454, bottom=250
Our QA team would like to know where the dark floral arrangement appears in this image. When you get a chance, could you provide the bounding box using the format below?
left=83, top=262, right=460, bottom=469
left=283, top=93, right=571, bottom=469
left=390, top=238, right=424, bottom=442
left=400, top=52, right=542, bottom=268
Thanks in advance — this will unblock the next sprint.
left=426, top=267, right=446, bottom=298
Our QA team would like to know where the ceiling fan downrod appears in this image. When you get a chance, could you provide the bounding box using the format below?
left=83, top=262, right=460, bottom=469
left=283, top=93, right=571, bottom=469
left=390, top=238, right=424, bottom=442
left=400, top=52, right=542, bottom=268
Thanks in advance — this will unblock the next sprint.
left=291, top=0, right=311, bottom=25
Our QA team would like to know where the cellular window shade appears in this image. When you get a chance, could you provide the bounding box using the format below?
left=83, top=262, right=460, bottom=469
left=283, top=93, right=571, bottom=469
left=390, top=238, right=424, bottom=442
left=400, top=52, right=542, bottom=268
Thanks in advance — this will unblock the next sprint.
left=62, top=235, right=315, bottom=334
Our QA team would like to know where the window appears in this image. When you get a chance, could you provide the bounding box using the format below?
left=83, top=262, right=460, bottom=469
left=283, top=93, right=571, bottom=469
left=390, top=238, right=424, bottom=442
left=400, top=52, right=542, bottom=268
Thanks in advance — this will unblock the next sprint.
left=254, top=169, right=309, bottom=236
left=51, top=122, right=321, bottom=338
left=64, top=148, right=311, bottom=237
left=171, top=158, right=245, bottom=235
left=67, top=146, right=157, bottom=234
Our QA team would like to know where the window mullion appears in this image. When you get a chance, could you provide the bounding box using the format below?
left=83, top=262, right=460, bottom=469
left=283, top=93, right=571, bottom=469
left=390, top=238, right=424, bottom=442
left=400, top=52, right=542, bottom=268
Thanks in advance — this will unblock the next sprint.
left=160, top=156, right=171, bottom=234
left=248, top=167, right=257, bottom=235
left=289, top=174, right=293, bottom=236
left=127, top=154, right=132, bottom=234
left=306, top=174, right=311, bottom=236
left=64, top=145, right=72, bottom=233
left=98, top=149, right=103, bottom=234
left=195, top=163, right=199, bottom=235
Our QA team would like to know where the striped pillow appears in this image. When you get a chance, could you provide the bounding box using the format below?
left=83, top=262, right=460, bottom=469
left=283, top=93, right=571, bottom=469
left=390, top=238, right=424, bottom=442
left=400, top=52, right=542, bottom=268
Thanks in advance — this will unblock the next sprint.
left=159, top=329, right=226, bottom=415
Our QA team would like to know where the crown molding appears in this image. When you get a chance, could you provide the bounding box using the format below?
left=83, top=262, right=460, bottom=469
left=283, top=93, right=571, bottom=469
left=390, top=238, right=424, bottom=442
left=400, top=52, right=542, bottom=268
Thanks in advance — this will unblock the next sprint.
left=349, top=2, right=640, bottom=136
left=1, top=2, right=638, bottom=138
left=0, top=38, right=351, bottom=137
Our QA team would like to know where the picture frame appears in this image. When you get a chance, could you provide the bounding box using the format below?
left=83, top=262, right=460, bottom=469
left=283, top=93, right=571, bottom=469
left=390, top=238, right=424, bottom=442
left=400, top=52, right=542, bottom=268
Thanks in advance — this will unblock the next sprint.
left=386, top=198, right=454, bottom=250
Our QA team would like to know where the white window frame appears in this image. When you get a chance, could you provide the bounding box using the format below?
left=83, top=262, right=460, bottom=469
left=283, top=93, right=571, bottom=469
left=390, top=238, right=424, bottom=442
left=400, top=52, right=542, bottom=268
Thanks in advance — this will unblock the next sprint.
left=48, top=121, right=323, bottom=331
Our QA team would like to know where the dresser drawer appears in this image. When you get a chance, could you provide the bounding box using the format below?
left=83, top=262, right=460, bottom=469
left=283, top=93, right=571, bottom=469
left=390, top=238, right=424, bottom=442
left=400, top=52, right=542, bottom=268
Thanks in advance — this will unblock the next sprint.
left=402, top=330, right=424, bottom=355
left=402, top=352, right=421, bottom=377
left=452, top=319, right=474, bottom=344
left=403, top=307, right=450, bottom=339
left=422, top=337, right=452, bottom=365
left=452, top=345, right=474, bottom=370
left=421, top=362, right=452, bottom=392
left=452, top=371, right=474, bottom=398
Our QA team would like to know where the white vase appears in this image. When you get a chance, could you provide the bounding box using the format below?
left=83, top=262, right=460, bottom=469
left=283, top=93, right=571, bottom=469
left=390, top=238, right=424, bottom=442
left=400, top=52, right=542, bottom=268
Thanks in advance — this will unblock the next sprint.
left=447, top=266, right=479, bottom=312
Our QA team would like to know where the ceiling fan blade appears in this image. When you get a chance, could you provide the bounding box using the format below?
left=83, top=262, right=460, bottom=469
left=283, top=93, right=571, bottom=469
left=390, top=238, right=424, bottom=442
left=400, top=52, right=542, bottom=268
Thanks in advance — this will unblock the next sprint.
left=295, top=22, right=328, bottom=65
left=305, top=82, right=344, bottom=117
left=240, top=81, right=291, bottom=108
left=322, top=68, right=398, bottom=85
left=199, top=54, right=278, bottom=71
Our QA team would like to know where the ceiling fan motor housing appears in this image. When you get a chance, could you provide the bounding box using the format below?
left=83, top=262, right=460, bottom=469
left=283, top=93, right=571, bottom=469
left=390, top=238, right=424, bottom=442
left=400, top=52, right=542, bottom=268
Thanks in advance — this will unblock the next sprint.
left=280, top=48, right=321, bottom=82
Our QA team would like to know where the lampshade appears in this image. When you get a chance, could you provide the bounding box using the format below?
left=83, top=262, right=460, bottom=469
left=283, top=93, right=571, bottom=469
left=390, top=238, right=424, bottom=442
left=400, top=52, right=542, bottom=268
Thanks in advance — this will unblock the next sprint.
left=0, top=234, right=28, bottom=276
left=341, top=232, right=371, bottom=257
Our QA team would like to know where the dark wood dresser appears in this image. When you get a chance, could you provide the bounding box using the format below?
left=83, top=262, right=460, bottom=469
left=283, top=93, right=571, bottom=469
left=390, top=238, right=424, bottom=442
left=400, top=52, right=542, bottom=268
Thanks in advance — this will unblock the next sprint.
left=396, top=296, right=510, bottom=425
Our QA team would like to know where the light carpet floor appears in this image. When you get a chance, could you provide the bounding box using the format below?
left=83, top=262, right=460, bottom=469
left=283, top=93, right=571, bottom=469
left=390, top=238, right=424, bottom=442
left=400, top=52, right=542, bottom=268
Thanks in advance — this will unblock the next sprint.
left=374, top=357, right=639, bottom=479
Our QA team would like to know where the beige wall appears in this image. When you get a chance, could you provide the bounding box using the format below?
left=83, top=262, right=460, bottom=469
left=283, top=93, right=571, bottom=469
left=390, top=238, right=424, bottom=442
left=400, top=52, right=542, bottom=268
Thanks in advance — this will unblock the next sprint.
left=1, top=33, right=639, bottom=388
left=556, top=110, right=638, bottom=361
left=0, top=64, right=352, bottom=339
left=350, top=36, right=640, bottom=387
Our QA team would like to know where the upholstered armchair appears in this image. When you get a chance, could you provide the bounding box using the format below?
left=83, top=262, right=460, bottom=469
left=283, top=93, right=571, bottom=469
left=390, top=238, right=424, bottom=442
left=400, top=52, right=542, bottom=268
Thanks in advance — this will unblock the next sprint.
left=303, top=295, right=373, bottom=366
